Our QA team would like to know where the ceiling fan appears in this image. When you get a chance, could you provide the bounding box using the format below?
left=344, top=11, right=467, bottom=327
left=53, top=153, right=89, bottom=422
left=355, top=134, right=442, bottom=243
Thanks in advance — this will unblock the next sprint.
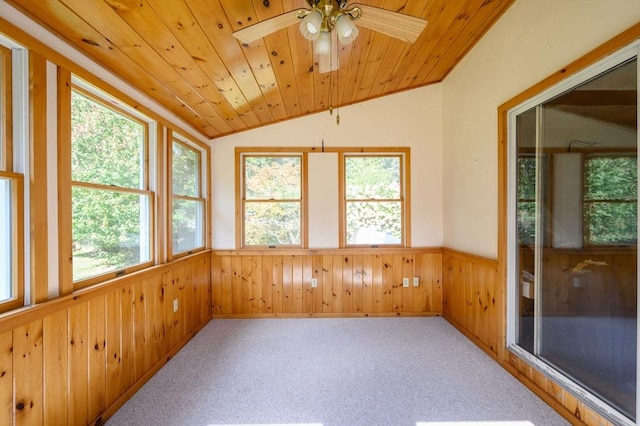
left=232, top=0, right=428, bottom=73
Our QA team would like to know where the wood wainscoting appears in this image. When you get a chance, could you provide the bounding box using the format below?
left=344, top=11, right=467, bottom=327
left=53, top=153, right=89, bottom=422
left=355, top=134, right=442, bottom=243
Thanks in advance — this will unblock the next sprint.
left=442, top=248, right=500, bottom=357
left=212, top=248, right=443, bottom=317
left=0, top=252, right=211, bottom=426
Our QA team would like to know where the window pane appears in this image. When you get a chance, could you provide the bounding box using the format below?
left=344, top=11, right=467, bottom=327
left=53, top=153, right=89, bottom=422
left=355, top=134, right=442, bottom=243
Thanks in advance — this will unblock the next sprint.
left=0, top=178, right=11, bottom=302
left=71, top=91, right=144, bottom=189
left=346, top=156, right=400, bottom=199
left=245, top=156, right=300, bottom=200
left=72, top=187, right=150, bottom=281
left=172, top=198, right=204, bottom=254
left=585, top=157, right=637, bottom=201
left=245, top=201, right=300, bottom=246
left=586, top=202, right=637, bottom=245
left=346, top=201, right=401, bottom=245
left=172, top=142, right=199, bottom=197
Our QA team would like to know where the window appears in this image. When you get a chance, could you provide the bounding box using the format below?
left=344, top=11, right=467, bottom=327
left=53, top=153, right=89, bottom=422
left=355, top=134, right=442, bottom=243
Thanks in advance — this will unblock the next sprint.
left=0, top=41, right=24, bottom=313
left=342, top=153, right=406, bottom=246
left=584, top=154, right=637, bottom=246
left=507, top=51, right=638, bottom=424
left=240, top=153, right=304, bottom=248
left=171, top=137, right=205, bottom=256
left=71, top=88, right=152, bottom=284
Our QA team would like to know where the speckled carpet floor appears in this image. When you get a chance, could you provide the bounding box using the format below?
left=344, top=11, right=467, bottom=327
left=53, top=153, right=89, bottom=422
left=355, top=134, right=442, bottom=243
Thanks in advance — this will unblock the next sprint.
left=106, top=317, right=569, bottom=426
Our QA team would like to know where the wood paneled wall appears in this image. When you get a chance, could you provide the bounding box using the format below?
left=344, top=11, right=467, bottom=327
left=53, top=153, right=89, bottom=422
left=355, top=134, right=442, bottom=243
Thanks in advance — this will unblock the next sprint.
left=442, top=248, right=500, bottom=356
left=443, top=248, right=623, bottom=425
left=212, top=249, right=443, bottom=317
left=0, top=252, right=211, bottom=426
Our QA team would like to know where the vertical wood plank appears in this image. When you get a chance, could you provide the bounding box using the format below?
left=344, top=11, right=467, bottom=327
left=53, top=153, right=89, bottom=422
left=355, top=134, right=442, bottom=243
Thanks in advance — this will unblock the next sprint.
left=68, top=303, right=88, bottom=426
left=57, top=66, right=73, bottom=297
left=352, top=255, right=363, bottom=313
left=133, top=280, right=147, bottom=382
left=362, top=255, right=373, bottom=314
left=13, top=320, right=43, bottom=425
left=332, top=255, right=343, bottom=314
left=0, top=330, right=13, bottom=425
left=322, top=255, right=333, bottom=313
left=312, top=255, right=323, bottom=314
left=251, top=256, right=263, bottom=313
left=433, top=253, right=443, bottom=313
left=88, top=296, right=106, bottom=422
left=212, top=254, right=222, bottom=314
left=241, top=256, right=252, bottom=314
left=412, top=254, right=424, bottom=312
left=29, top=52, right=48, bottom=303
left=220, top=255, right=232, bottom=314
left=105, top=289, right=122, bottom=407
left=144, top=277, right=159, bottom=371
left=292, top=255, right=304, bottom=313
left=372, top=254, right=383, bottom=313
left=422, top=254, right=433, bottom=312
left=262, top=256, right=273, bottom=313
left=120, top=285, right=135, bottom=392
left=231, top=256, right=242, bottom=314
left=402, top=254, right=414, bottom=312
left=392, top=254, right=403, bottom=313
left=342, top=255, right=353, bottom=313
left=302, top=255, right=313, bottom=314
left=382, top=254, right=393, bottom=313
left=272, top=255, right=283, bottom=314
left=282, top=256, right=294, bottom=313
left=43, top=310, right=68, bottom=425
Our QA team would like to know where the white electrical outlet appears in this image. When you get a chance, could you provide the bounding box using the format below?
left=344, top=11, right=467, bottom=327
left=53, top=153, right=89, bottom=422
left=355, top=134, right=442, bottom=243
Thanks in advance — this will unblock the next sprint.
left=402, top=277, right=409, bottom=288
left=173, top=298, right=179, bottom=312
left=311, top=278, right=318, bottom=288
left=413, top=277, right=420, bottom=287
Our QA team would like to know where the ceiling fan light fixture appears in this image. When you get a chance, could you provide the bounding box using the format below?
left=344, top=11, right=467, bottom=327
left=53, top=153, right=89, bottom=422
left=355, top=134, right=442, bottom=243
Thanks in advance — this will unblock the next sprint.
left=315, top=31, right=331, bottom=56
left=335, top=14, right=358, bottom=45
left=300, top=9, right=323, bottom=40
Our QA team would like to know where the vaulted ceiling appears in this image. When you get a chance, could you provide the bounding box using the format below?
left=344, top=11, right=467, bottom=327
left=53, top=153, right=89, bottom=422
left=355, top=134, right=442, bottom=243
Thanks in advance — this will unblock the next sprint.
left=7, top=0, right=514, bottom=139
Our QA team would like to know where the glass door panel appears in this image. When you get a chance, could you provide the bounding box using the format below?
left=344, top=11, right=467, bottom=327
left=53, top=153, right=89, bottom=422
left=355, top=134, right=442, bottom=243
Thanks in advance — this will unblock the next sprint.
left=515, top=57, right=638, bottom=421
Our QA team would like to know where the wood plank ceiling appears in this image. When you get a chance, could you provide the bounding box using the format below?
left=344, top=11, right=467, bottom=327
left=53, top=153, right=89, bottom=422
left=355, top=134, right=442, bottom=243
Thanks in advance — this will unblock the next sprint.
left=7, top=0, right=515, bottom=139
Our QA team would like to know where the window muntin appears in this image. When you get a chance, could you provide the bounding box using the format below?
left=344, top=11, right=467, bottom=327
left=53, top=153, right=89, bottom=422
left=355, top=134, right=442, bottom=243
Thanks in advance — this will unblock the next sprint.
left=171, top=138, right=205, bottom=255
left=71, top=88, right=152, bottom=284
left=242, top=155, right=303, bottom=247
left=584, top=154, right=637, bottom=246
left=344, top=154, right=404, bottom=246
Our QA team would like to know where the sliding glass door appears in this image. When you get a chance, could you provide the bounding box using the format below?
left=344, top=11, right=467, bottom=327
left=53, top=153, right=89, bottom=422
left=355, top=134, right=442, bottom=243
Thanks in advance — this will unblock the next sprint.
left=509, top=48, right=638, bottom=424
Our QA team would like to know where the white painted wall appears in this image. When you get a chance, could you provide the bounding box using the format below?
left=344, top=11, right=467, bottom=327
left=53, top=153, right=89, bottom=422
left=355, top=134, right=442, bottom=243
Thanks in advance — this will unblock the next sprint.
left=442, top=0, right=640, bottom=258
left=211, top=85, right=443, bottom=249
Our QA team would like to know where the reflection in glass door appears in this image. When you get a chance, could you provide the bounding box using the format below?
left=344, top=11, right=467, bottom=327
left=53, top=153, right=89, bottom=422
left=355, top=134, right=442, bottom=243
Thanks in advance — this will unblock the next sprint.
left=512, top=56, right=638, bottom=422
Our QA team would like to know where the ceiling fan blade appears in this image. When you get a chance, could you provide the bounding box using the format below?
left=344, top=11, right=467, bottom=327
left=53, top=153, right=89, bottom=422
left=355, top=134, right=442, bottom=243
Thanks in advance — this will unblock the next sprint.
left=352, top=4, right=427, bottom=43
left=232, top=8, right=308, bottom=45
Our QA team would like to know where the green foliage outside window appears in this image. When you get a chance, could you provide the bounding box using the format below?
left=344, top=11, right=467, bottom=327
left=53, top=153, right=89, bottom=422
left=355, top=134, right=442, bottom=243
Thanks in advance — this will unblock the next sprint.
left=584, top=156, right=637, bottom=245
left=172, top=141, right=204, bottom=254
left=517, top=156, right=536, bottom=246
left=345, top=156, right=402, bottom=245
left=244, top=156, right=301, bottom=246
left=71, top=91, right=148, bottom=280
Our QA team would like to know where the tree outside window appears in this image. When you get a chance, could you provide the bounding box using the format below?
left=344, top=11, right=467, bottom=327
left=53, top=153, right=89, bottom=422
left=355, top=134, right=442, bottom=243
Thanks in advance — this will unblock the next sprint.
left=71, top=89, right=152, bottom=282
left=242, top=155, right=302, bottom=247
left=172, top=139, right=205, bottom=255
left=584, top=155, right=637, bottom=246
left=344, top=155, right=403, bottom=246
